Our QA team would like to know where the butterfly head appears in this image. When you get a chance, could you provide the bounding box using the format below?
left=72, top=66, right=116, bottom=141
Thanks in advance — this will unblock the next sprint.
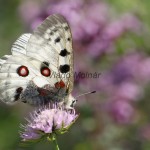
left=64, top=94, right=77, bottom=109
left=65, top=91, right=96, bottom=109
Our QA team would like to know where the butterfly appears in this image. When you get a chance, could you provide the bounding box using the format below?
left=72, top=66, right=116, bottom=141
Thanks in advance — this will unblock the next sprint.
left=0, top=14, right=76, bottom=109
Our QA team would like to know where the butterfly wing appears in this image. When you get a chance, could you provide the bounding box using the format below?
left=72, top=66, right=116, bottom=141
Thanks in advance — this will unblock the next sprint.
left=0, top=14, right=74, bottom=105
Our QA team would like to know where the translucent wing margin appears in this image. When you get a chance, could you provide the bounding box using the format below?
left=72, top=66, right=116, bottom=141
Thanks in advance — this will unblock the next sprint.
left=11, top=34, right=31, bottom=55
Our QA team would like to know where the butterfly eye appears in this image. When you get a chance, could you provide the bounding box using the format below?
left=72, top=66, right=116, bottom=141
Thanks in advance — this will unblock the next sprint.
left=41, top=67, right=51, bottom=77
left=17, top=66, right=29, bottom=77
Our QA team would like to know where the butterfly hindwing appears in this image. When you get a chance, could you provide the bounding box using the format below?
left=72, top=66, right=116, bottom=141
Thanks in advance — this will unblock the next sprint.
left=0, top=54, right=63, bottom=104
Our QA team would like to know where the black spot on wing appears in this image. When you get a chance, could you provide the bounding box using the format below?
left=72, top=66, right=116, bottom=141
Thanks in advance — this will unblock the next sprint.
left=59, top=49, right=70, bottom=57
left=55, top=37, right=61, bottom=43
left=48, top=37, right=51, bottom=41
left=43, top=61, right=49, bottom=66
left=64, top=26, right=69, bottom=31
left=65, top=88, right=69, bottom=94
left=1, top=57, right=7, bottom=60
left=50, top=32, right=54, bottom=35
left=53, top=29, right=57, bottom=32
left=14, top=87, right=23, bottom=101
left=59, top=64, right=70, bottom=73
left=67, top=38, right=71, bottom=41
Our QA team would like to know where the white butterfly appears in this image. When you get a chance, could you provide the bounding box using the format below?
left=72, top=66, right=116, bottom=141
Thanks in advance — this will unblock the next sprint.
left=0, top=14, right=76, bottom=109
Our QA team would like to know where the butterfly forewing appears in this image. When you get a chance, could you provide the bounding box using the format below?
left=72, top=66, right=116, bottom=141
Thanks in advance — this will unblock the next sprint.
left=26, top=14, right=74, bottom=93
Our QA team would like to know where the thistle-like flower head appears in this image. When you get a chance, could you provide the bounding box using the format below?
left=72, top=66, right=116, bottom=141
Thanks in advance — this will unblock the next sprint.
left=20, top=103, right=78, bottom=142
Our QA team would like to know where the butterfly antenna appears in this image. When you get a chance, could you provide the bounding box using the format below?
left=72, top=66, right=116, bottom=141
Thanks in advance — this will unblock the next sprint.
left=75, top=91, right=96, bottom=99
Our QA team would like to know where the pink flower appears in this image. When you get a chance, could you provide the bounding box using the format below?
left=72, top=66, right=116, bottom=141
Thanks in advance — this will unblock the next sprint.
left=21, top=103, right=78, bottom=141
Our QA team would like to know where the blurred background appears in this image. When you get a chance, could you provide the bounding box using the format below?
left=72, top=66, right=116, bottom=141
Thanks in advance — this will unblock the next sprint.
left=0, top=0, right=150, bottom=149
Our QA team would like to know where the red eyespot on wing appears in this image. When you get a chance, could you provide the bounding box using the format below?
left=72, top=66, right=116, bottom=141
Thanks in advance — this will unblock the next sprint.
left=41, top=67, right=51, bottom=77
left=59, top=80, right=65, bottom=88
left=17, top=66, right=29, bottom=77
left=55, top=80, right=65, bottom=89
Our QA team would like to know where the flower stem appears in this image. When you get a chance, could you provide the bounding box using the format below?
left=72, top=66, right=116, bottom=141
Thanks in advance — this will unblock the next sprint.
left=53, top=137, right=60, bottom=150
left=47, top=134, right=60, bottom=150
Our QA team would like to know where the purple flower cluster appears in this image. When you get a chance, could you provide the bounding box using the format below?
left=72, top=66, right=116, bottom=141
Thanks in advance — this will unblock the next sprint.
left=21, top=104, right=78, bottom=141
left=97, top=52, right=150, bottom=124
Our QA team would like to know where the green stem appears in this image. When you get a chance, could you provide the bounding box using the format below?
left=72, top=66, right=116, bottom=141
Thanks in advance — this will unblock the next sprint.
left=53, top=136, right=60, bottom=150
left=47, top=134, right=60, bottom=150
